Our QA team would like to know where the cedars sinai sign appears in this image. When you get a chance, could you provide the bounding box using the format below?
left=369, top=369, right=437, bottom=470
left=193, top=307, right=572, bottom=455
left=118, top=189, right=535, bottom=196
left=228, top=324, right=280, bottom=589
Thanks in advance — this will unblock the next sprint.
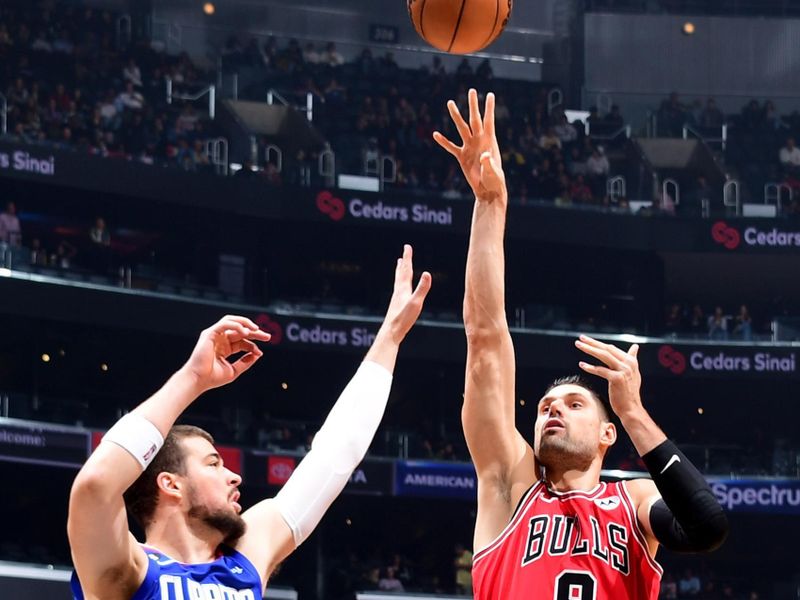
left=0, top=149, right=55, bottom=176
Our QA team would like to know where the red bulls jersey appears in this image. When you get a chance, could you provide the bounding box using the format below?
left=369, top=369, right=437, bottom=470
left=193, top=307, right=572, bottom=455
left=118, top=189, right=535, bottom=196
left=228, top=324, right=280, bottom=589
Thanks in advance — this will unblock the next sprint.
left=473, top=480, right=662, bottom=600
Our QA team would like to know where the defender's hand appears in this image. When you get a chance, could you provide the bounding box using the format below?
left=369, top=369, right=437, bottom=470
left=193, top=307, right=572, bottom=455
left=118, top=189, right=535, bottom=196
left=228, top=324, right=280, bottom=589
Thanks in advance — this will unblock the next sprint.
left=183, top=315, right=271, bottom=391
left=575, top=335, right=644, bottom=419
left=433, top=88, right=506, bottom=202
left=381, top=244, right=432, bottom=344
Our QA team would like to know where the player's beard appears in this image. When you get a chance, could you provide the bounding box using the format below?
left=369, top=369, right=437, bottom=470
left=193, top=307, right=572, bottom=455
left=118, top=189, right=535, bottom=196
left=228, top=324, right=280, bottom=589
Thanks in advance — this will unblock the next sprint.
left=187, top=488, right=247, bottom=546
left=536, top=429, right=596, bottom=473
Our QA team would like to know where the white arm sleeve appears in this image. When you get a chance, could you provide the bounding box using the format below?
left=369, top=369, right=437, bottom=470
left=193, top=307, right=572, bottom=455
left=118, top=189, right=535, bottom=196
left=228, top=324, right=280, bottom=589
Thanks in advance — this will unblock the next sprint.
left=273, top=360, right=392, bottom=546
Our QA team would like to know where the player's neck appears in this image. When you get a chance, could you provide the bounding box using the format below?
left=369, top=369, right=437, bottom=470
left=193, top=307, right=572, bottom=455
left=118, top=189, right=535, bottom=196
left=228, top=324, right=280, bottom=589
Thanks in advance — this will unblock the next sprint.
left=145, top=514, right=224, bottom=564
left=544, top=462, right=602, bottom=493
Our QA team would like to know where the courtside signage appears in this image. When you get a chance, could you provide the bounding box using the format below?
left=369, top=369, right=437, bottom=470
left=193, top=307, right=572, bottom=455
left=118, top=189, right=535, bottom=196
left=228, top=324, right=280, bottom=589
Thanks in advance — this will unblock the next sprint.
left=0, top=148, right=56, bottom=176
left=256, top=313, right=378, bottom=350
left=710, top=480, right=800, bottom=515
left=657, top=345, right=797, bottom=377
left=711, top=220, right=800, bottom=251
left=315, top=190, right=454, bottom=227
left=395, top=461, right=477, bottom=499
left=0, top=420, right=88, bottom=468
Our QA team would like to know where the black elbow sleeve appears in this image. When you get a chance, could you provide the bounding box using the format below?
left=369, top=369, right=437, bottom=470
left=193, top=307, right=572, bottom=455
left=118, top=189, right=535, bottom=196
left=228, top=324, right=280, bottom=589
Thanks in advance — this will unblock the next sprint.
left=642, top=440, right=729, bottom=553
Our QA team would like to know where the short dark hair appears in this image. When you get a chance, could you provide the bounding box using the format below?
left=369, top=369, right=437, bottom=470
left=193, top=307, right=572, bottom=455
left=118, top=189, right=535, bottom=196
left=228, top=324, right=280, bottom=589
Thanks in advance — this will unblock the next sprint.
left=123, top=425, right=214, bottom=529
left=544, top=375, right=613, bottom=422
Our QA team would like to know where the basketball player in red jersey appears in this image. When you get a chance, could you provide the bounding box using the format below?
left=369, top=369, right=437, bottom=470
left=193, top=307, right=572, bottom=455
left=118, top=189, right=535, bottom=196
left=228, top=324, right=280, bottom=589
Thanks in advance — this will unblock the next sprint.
left=434, top=90, right=728, bottom=599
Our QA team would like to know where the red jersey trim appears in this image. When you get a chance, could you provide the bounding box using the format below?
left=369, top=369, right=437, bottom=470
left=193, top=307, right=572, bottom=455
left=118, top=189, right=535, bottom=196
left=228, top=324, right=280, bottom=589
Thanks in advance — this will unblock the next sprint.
left=545, top=481, right=606, bottom=499
left=618, top=481, right=664, bottom=578
left=473, top=481, right=544, bottom=564
left=538, top=482, right=608, bottom=505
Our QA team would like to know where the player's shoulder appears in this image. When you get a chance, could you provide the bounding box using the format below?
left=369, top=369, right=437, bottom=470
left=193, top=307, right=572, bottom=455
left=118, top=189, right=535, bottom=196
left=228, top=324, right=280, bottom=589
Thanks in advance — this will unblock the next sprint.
left=619, top=477, right=659, bottom=508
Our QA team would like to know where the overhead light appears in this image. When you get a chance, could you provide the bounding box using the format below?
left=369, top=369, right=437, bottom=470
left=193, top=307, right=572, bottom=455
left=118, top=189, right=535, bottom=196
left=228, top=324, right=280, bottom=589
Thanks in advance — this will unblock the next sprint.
left=203, top=2, right=215, bottom=15
left=682, top=22, right=695, bottom=35
left=41, top=353, right=51, bottom=363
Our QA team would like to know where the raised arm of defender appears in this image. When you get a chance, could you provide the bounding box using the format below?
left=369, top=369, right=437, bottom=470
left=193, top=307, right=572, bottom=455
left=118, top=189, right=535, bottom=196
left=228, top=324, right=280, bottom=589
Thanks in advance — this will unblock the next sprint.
left=435, top=90, right=537, bottom=551
left=235, top=245, right=431, bottom=581
left=68, top=317, right=269, bottom=599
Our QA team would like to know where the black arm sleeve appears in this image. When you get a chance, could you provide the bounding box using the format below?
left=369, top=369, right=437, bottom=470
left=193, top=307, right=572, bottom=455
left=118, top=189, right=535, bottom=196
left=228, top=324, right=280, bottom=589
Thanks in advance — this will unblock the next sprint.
left=641, top=440, right=729, bottom=553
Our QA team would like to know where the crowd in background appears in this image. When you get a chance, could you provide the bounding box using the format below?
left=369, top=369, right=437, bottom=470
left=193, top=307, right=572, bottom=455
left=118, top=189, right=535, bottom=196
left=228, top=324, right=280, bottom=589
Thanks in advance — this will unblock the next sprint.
left=665, top=302, right=756, bottom=340
left=0, top=2, right=220, bottom=172
left=2, top=2, right=800, bottom=215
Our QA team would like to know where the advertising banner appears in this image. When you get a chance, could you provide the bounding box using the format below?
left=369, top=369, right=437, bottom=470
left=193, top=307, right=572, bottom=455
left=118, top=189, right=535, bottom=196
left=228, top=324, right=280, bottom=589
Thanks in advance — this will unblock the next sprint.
left=3, top=139, right=800, bottom=255
left=344, top=459, right=393, bottom=496
left=394, top=460, right=477, bottom=500
left=648, top=343, right=799, bottom=379
left=709, top=479, right=800, bottom=515
left=0, top=419, right=89, bottom=468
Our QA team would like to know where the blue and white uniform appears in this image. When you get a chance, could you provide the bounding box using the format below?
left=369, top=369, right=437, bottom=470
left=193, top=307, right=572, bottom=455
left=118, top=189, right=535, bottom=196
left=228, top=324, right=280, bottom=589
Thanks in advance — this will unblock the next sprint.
left=71, top=544, right=263, bottom=600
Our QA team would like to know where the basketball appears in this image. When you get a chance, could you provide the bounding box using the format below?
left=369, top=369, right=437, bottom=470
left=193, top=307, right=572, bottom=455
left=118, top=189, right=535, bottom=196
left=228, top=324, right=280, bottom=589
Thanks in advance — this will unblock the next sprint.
left=408, top=0, right=512, bottom=54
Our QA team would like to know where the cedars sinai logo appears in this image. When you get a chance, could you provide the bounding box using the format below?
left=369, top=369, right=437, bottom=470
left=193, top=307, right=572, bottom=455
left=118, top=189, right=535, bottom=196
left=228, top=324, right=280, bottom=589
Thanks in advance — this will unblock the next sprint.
left=255, top=313, right=283, bottom=345
left=711, top=221, right=741, bottom=250
left=658, top=345, right=686, bottom=375
left=316, top=190, right=345, bottom=221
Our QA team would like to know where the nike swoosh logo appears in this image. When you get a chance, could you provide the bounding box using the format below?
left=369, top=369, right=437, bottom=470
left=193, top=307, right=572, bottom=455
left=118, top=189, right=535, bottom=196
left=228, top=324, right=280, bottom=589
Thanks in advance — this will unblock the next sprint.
left=660, top=454, right=681, bottom=474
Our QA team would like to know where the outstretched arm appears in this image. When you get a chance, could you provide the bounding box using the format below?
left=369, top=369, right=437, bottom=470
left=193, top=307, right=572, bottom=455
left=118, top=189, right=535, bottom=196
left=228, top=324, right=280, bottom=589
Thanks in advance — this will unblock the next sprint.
left=67, top=316, right=268, bottom=599
left=577, top=336, right=729, bottom=556
left=237, top=245, right=431, bottom=581
left=434, top=89, right=536, bottom=551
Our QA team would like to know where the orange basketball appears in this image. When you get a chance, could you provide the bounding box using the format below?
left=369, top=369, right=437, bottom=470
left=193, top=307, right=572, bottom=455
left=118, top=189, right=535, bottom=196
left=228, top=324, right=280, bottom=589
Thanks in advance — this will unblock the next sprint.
left=407, top=0, right=512, bottom=54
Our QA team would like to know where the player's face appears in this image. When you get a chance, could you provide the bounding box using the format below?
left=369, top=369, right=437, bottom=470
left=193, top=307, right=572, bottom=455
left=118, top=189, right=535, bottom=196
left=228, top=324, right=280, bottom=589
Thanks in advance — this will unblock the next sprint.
left=181, top=436, right=246, bottom=544
left=533, top=384, right=614, bottom=471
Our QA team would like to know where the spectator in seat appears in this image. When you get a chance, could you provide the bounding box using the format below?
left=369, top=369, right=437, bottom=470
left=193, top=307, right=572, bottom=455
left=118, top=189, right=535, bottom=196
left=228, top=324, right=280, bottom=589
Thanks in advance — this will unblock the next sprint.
left=52, top=239, right=77, bottom=269
left=741, top=99, right=763, bottom=130
left=707, top=306, right=728, bottom=341
left=700, top=97, right=724, bottom=128
left=678, top=568, right=701, bottom=598
left=494, top=95, right=510, bottom=123
left=302, top=43, right=320, bottom=65
left=539, top=126, right=562, bottom=151
left=586, top=146, right=609, bottom=175
left=455, top=58, right=473, bottom=79
left=658, top=92, right=686, bottom=136
left=0, top=202, right=22, bottom=247
left=321, top=41, right=344, bottom=66
left=604, top=104, right=624, bottom=128
left=764, top=100, right=783, bottom=130
left=779, top=137, right=800, bottom=175
left=90, top=217, right=111, bottom=247
left=176, top=104, right=200, bottom=135
left=380, top=51, right=399, bottom=73
left=660, top=572, right=678, bottom=599
left=30, top=238, right=48, bottom=266
left=476, top=58, right=493, bottom=81
left=732, top=304, right=752, bottom=341
left=569, top=174, right=593, bottom=203
left=454, top=543, right=473, bottom=595
left=377, top=566, right=404, bottom=592
left=554, top=113, right=578, bottom=144
left=122, top=58, right=143, bottom=87
left=116, top=81, right=144, bottom=111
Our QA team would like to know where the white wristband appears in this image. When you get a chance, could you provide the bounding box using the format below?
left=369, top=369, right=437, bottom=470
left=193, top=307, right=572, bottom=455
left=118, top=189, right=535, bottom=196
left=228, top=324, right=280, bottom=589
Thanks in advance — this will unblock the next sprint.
left=103, top=413, right=165, bottom=470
